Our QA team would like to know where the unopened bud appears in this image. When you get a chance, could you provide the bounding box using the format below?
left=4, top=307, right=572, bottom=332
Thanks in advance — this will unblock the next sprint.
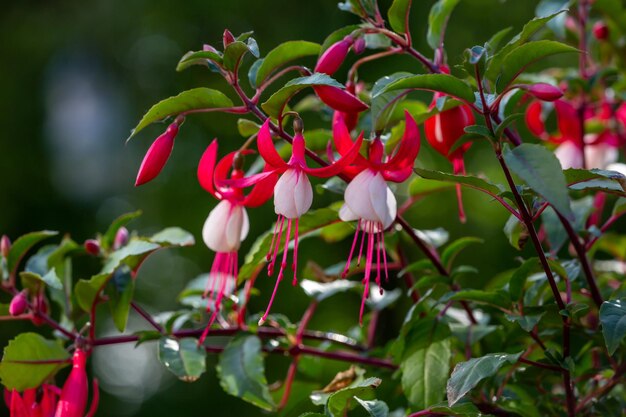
left=9, top=291, right=28, bottom=316
left=315, top=36, right=354, bottom=75
left=223, top=29, right=235, bottom=48
left=293, top=116, right=304, bottom=134
left=0, top=235, right=10, bottom=258
left=525, top=83, right=563, bottom=102
left=84, top=239, right=101, bottom=256
left=593, top=21, right=609, bottom=40
left=352, top=37, right=366, bottom=55
left=203, top=44, right=218, bottom=53
left=135, top=121, right=179, bottom=186
left=113, top=227, right=129, bottom=250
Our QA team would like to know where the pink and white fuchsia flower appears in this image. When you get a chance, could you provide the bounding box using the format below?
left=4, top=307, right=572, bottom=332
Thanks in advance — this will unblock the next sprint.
left=335, top=111, right=420, bottom=323
left=238, top=118, right=363, bottom=324
left=197, top=140, right=276, bottom=341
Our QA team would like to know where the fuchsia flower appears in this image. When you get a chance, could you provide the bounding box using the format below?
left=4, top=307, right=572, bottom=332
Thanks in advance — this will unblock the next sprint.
left=248, top=118, right=363, bottom=324
left=313, top=36, right=368, bottom=114
left=135, top=118, right=183, bottom=186
left=5, top=348, right=100, bottom=417
left=197, top=140, right=276, bottom=342
left=525, top=99, right=624, bottom=169
left=335, top=111, right=420, bottom=323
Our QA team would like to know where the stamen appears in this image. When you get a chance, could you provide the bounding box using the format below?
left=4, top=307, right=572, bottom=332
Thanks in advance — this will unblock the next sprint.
left=356, top=220, right=367, bottom=266
left=268, top=216, right=285, bottom=276
left=359, top=222, right=375, bottom=326
left=375, top=224, right=381, bottom=288
left=342, top=219, right=361, bottom=278
left=266, top=217, right=282, bottom=261
left=292, top=218, right=299, bottom=286
left=277, top=219, right=292, bottom=282
left=380, top=228, right=389, bottom=282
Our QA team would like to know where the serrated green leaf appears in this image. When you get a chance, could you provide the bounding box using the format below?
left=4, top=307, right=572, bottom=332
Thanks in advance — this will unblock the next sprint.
left=446, top=352, right=523, bottom=406
left=255, top=41, right=321, bottom=85
left=8, top=231, right=58, bottom=278
left=261, top=73, right=344, bottom=118
left=380, top=74, right=475, bottom=103
left=176, top=50, right=223, bottom=72
left=388, top=0, right=412, bottom=33
left=217, top=335, right=275, bottom=411
left=503, top=143, right=573, bottom=220
left=158, top=337, right=206, bottom=382
left=128, top=88, right=233, bottom=140
left=600, top=299, right=626, bottom=355
left=402, top=337, right=451, bottom=409
left=427, top=0, right=460, bottom=50
left=0, top=333, right=69, bottom=391
left=496, top=40, right=578, bottom=92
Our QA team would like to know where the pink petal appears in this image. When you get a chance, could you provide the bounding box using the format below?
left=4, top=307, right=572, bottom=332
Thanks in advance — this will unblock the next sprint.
left=525, top=101, right=546, bottom=138
left=197, top=139, right=219, bottom=197
left=257, top=120, right=289, bottom=170
left=305, top=131, right=365, bottom=178
left=384, top=111, right=420, bottom=174
left=243, top=170, right=278, bottom=207
left=314, top=85, right=368, bottom=113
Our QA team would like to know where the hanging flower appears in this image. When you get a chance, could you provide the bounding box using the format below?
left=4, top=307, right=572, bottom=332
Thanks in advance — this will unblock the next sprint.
left=335, top=111, right=420, bottom=323
left=424, top=93, right=475, bottom=223
left=197, top=140, right=276, bottom=342
left=236, top=118, right=363, bottom=324
left=525, top=99, right=624, bottom=169
left=5, top=384, right=59, bottom=417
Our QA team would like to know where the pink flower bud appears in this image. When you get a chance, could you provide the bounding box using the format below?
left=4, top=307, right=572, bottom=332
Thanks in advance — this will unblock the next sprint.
left=0, top=235, right=10, bottom=258
left=83, top=239, right=101, bottom=256
left=113, top=227, right=129, bottom=250
left=223, top=29, right=235, bottom=48
left=55, top=349, right=88, bottom=417
left=525, top=83, right=563, bottom=102
left=313, top=85, right=368, bottom=113
left=593, top=21, right=609, bottom=40
left=352, top=37, right=366, bottom=55
left=203, top=44, right=218, bottom=53
left=31, top=295, right=48, bottom=326
left=9, top=291, right=28, bottom=316
left=135, top=121, right=179, bottom=186
left=315, top=36, right=354, bottom=75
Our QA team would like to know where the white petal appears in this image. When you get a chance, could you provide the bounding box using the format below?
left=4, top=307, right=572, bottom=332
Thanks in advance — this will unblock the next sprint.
left=203, top=200, right=233, bottom=252
left=369, top=172, right=394, bottom=226
left=382, top=187, right=397, bottom=229
left=554, top=142, right=583, bottom=169
left=339, top=203, right=358, bottom=221
left=344, top=169, right=377, bottom=221
left=585, top=143, right=618, bottom=170
left=293, top=172, right=313, bottom=218
left=224, top=205, right=245, bottom=250
left=240, top=207, right=250, bottom=241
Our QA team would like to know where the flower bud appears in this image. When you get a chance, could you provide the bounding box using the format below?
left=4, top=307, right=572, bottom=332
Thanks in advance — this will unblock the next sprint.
left=593, top=21, right=609, bottom=40
left=315, top=36, right=354, bottom=75
left=203, top=44, right=218, bottom=53
left=31, top=295, right=48, bottom=326
left=135, top=121, right=180, bottom=186
left=55, top=349, right=89, bottom=417
left=223, top=29, right=235, bottom=48
left=524, top=83, right=563, bottom=102
left=0, top=235, right=10, bottom=258
left=313, top=85, right=368, bottom=113
left=9, top=291, right=28, bottom=316
left=83, top=239, right=101, bottom=256
left=113, top=227, right=129, bottom=250
left=352, top=37, right=366, bottom=55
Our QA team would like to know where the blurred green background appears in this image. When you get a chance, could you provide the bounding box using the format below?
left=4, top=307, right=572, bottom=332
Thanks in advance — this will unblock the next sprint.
left=0, top=1, right=549, bottom=416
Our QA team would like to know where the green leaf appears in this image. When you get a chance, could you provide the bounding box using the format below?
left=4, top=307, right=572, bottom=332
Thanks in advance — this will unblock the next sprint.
left=380, top=74, right=475, bottom=103
left=599, top=299, right=626, bottom=355
left=503, top=143, right=573, bottom=220
left=429, top=402, right=483, bottom=416
left=408, top=176, right=454, bottom=196
left=354, top=397, right=389, bottom=417
left=503, top=214, right=527, bottom=250
left=509, top=258, right=542, bottom=300
left=505, top=313, right=544, bottom=332
left=74, top=273, right=109, bottom=312
left=176, top=50, right=223, bottom=72
left=495, top=40, right=578, bottom=92
left=255, top=41, right=321, bottom=85
left=7, top=231, right=58, bottom=277
left=441, top=237, right=483, bottom=269
left=301, top=279, right=359, bottom=302
left=564, top=168, right=626, bottom=196
left=446, top=351, right=523, bottom=406
left=217, top=335, right=275, bottom=411
left=485, top=27, right=513, bottom=56
left=326, top=377, right=382, bottom=417
left=101, top=240, right=160, bottom=275
left=414, top=167, right=505, bottom=196
left=494, top=113, right=524, bottom=139
left=158, top=337, right=206, bottom=382
left=402, top=338, right=451, bottom=409
left=105, top=267, right=135, bottom=332
left=128, top=88, right=233, bottom=140
left=445, top=289, right=511, bottom=309
left=485, top=11, right=568, bottom=82
left=0, top=333, right=69, bottom=391
left=223, top=40, right=259, bottom=71
left=371, top=72, right=412, bottom=131
left=237, top=119, right=261, bottom=137
left=388, top=0, right=412, bottom=33
left=261, top=73, right=344, bottom=118
left=239, top=208, right=341, bottom=282
left=427, top=0, right=460, bottom=50
left=150, top=227, right=195, bottom=246
left=101, top=211, right=141, bottom=250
